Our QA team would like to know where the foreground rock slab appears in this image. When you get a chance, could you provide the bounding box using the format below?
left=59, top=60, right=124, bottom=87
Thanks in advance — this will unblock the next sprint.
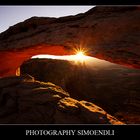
left=0, top=75, right=123, bottom=124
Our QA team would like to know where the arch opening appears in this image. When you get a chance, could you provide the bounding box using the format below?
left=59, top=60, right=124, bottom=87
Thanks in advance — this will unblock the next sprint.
left=0, top=44, right=75, bottom=78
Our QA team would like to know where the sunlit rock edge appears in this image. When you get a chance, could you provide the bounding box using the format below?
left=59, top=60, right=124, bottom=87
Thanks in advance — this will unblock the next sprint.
left=0, top=74, right=123, bottom=124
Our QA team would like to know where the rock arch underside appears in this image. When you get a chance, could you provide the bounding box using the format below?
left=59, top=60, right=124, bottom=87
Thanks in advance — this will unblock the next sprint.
left=0, top=6, right=140, bottom=124
left=0, top=6, right=140, bottom=77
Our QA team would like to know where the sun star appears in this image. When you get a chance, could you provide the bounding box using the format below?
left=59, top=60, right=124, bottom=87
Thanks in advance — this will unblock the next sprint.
left=31, top=50, right=91, bottom=64
left=74, top=51, right=87, bottom=62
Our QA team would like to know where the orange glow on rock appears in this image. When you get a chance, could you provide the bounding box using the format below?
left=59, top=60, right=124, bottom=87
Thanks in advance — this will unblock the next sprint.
left=0, top=45, right=73, bottom=77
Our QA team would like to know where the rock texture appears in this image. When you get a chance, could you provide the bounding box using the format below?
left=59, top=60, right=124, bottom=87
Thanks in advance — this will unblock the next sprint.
left=0, top=6, right=140, bottom=77
left=0, top=75, right=123, bottom=124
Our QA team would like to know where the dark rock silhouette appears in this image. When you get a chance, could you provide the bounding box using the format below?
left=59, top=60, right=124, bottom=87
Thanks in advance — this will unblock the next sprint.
left=0, top=6, right=140, bottom=77
left=0, top=75, right=123, bottom=124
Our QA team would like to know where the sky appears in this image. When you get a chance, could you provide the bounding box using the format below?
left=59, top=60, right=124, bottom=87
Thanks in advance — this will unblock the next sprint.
left=0, top=6, right=94, bottom=33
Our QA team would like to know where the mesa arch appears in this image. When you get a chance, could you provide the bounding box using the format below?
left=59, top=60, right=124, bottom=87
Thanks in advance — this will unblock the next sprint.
left=0, top=6, right=140, bottom=77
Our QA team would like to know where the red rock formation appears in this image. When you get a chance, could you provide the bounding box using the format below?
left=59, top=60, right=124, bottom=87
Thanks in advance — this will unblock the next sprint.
left=0, top=45, right=71, bottom=77
left=0, top=6, right=140, bottom=77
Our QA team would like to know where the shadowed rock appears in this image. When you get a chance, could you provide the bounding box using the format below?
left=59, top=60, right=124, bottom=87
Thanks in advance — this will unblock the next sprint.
left=0, top=6, right=140, bottom=77
left=0, top=75, right=123, bottom=124
left=20, top=58, right=140, bottom=124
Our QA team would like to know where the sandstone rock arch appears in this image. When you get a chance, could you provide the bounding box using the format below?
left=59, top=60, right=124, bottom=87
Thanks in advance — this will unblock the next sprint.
left=0, top=6, right=140, bottom=77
